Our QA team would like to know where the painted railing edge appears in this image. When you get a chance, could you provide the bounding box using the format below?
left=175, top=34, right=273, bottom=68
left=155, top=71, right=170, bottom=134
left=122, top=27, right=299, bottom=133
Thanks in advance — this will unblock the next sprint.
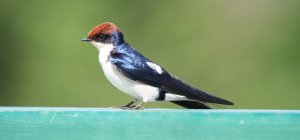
left=0, top=106, right=300, bottom=113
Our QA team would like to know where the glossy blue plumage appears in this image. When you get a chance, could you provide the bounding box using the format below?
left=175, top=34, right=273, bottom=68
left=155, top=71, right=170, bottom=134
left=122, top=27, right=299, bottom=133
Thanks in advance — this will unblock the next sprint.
left=110, top=43, right=171, bottom=87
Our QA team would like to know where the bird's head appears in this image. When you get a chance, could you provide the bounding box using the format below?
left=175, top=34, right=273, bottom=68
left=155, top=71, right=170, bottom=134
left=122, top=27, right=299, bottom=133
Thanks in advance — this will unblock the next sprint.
left=82, top=22, right=124, bottom=49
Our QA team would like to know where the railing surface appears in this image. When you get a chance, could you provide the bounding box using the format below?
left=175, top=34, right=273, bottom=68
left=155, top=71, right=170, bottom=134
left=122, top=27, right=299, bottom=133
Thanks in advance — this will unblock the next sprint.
left=0, top=107, right=299, bottom=140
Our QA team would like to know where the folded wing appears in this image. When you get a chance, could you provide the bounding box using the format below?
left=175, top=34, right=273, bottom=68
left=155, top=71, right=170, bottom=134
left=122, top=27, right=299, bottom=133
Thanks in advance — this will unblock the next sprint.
left=110, top=44, right=234, bottom=106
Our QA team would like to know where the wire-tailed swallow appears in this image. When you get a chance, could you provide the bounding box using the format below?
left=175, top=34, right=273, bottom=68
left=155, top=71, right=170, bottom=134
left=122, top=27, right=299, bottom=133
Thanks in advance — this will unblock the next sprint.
left=82, top=22, right=234, bottom=109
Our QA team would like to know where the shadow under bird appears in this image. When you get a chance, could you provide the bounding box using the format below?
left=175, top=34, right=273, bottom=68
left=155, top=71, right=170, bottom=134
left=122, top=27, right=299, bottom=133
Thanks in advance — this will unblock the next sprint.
left=82, top=22, right=234, bottom=109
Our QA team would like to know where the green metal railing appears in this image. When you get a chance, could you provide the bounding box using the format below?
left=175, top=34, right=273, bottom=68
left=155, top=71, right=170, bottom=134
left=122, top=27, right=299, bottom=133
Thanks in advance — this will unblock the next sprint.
left=0, top=107, right=299, bottom=140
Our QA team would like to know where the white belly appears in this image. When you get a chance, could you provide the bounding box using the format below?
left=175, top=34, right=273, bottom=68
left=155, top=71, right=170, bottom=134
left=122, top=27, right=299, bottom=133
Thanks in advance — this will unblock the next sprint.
left=101, top=60, right=160, bottom=102
left=97, top=45, right=159, bottom=102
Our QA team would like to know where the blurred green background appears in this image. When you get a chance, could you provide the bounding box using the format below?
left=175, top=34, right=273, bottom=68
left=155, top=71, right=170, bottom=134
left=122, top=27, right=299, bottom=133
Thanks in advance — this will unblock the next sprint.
left=0, top=0, right=299, bottom=109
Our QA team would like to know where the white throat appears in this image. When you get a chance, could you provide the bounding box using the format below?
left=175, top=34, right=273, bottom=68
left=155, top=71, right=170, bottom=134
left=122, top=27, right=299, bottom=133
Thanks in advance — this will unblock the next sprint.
left=91, top=41, right=114, bottom=67
left=91, top=41, right=114, bottom=52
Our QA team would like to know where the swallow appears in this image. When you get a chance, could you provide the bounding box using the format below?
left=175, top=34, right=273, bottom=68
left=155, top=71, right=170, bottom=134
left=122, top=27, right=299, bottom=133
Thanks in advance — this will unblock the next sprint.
left=82, top=22, right=234, bottom=109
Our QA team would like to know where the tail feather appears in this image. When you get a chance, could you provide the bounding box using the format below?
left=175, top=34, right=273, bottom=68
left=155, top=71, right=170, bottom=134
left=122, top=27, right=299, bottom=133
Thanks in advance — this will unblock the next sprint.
left=163, top=77, right=234, bottom=105
left=171, top=101, right=211, bottom=109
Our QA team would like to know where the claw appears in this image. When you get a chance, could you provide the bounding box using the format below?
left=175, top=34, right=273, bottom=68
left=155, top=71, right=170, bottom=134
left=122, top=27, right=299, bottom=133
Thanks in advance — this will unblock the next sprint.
left=131, top=102, right=145, bottom=110
left=120, top=106, right=134, bottom=110
left=111, top=106, right=133, bottom=110
left=111, top=101, right=145, bottom=110
left=131, top=105, right=145, bottom=110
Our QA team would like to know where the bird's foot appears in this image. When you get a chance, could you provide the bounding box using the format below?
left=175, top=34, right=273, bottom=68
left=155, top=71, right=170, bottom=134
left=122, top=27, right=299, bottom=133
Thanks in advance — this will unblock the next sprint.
left=111, top=101, right=145, bottom=110
left=131, top=105, right=144, bottom=110
left=111, top=106, right=136, bottom=110
left=122, top=105, right=145, bottom=110
left=111, top=106, right=144, bottom=110
left=130, top=102, right=145, bottom=110
left=120, top=106, right=135, bottom=110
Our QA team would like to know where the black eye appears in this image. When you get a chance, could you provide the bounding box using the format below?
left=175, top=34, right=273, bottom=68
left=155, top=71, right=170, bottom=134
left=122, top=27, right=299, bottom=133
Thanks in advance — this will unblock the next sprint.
left=98, top=34, right=106, bottom=40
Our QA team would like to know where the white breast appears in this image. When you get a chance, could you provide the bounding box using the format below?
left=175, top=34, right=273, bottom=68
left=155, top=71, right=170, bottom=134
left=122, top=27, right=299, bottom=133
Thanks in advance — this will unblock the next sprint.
left=93, top=42, right=160, bottom=102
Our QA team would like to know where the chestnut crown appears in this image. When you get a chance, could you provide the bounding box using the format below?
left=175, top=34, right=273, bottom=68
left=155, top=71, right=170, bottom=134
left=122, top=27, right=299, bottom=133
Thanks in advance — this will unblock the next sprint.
left=83, top=22, right=124, bottom=45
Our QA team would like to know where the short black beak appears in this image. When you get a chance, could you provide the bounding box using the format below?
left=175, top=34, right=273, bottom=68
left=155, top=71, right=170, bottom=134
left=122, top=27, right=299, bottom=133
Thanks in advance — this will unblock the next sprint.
left=81, top=37, right=92, bottom=42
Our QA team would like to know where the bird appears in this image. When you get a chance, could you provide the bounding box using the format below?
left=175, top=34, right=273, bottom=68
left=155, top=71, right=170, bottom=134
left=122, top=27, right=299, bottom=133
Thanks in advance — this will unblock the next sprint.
left=82, top=22, right=234, bottom=109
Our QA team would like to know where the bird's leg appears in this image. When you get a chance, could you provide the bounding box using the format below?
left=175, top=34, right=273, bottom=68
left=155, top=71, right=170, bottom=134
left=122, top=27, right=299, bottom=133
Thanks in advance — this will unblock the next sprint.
left=121, top=98, right=138, bottom=109
left=132, top=102, right=145, bottom=110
